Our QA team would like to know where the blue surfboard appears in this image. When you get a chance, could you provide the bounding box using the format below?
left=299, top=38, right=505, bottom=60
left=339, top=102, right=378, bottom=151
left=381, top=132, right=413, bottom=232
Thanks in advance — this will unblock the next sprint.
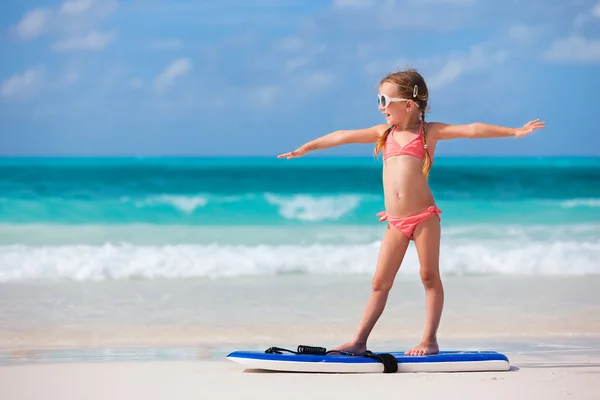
left=227, top=348, right=511, bottom=373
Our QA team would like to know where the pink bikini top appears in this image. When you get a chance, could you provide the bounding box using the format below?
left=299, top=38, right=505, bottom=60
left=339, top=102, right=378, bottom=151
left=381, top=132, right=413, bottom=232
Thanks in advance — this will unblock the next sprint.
left=382, top=122, right=433, bottom=163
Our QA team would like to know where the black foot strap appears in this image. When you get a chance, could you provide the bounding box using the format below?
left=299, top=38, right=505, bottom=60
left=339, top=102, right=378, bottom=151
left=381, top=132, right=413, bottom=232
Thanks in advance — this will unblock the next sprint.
left=264, top=345, right=398, bottom=373
left=360, top=351, right=398, bottom=373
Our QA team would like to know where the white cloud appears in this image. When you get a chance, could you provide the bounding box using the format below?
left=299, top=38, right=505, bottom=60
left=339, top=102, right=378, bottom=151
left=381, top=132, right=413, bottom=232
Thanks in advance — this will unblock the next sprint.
left=365, top=43, right=508, bottom=90
left=55, top=0, right=118, bottom=36
left=569, top=2, right=600, bottom=29
left=415, top=0, right=478, bottom=4
left=51, top=31, right=116, bottom=52
left=13, top=9, right=50, bottom=39
left=276, top=41, right=326, bottom=74
left=99, top=65, right=127, bottom=90
left=10, top=0, right=117, bottom=48
left=542, top=35, right=600, bottom=64
left=573, top=13, right=590, bottom=29
left=428, top=45, right=508, bottom=89
left=59, top=0, right=95, bottom=15
left=153, top=59, right=192, bottom=93
left=593, top=2, right=600, bottom=17
left=508, top=24, right=539, bottom=45
left=254, top=85, right=280, bottom=106
left=0, top=64, right=85, bottom=103
left=58, top=66, right=81, bottom=86
left=285, top=57, right=310, bottom=72
left=245, top=70, right=336, bottom=109
left=330, top=0, right=482, bottom=32
left=303, top=71, right=338, bottom=90
left=274, top=37, right=304, bottom=53
left=333, top=0, right=375, bottom=9
left=148, top=39, right=184, bottom=50
left=1, top=67, right=45, bottom=101
left=428, top=61, right=463, bottom=89
left=130, top=79, right=144, bottom=89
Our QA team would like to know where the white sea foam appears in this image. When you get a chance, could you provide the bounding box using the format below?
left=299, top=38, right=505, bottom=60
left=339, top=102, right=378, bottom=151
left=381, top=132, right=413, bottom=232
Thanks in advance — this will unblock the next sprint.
left=0, top=236, right=598, bottom=282
left=136, top=195, right=209, bottom=214
left=560, top=198, right=600, bottom=208
left=264, top=193, right=364, bottom=221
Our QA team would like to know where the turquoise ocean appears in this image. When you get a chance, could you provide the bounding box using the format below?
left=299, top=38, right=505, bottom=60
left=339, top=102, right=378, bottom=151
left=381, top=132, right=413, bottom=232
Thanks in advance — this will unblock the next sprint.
left=1, top=156, right=599, bottom=282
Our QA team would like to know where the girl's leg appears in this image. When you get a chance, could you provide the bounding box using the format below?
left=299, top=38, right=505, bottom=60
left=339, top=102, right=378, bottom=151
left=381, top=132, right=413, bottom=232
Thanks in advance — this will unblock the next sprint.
left=405, top=215, right=443, bottom=356
left=330, top=223, right=410, bottom=354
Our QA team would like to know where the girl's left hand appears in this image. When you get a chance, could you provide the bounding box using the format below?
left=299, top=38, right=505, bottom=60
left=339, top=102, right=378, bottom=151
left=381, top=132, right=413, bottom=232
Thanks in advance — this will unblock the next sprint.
left=277, top=146, right=309, bottom=159
left=514, top=119, right=545, bottom=137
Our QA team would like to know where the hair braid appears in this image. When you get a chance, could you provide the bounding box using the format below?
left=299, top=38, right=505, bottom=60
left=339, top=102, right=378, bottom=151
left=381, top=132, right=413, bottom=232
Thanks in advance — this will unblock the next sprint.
left=421, top=109, right=432, bottom=178
left=374, top=126, right=393, bottom=156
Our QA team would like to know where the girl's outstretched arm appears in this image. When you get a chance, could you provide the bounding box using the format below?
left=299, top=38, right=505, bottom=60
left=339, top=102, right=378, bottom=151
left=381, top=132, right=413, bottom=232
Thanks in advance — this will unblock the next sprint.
left=277, top=124, right=388, bottom=159
left=428, top=119, right=545, bottom=141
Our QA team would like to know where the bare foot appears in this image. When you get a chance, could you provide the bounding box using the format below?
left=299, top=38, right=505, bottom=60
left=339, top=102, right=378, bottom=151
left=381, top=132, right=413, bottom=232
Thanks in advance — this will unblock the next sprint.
left=328, top=342, right=367, bottom=355
left=404, top=340, right=439, bottom=356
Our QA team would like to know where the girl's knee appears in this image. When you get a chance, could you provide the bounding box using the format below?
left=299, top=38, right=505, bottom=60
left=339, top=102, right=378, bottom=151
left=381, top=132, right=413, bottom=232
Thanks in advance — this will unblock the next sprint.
left=371, top=276, right=393, bottom=292
left=419, top=267, right=441, bottom=288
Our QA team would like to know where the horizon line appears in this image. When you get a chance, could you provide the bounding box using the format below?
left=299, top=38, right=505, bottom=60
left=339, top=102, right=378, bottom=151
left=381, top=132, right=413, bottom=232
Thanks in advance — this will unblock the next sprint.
left=0, top=154, right=599, bottom=159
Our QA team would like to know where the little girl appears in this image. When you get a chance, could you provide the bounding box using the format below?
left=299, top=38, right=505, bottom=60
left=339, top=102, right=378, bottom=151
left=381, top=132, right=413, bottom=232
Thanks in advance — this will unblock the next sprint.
left=277, top=68, right=545, bottom=356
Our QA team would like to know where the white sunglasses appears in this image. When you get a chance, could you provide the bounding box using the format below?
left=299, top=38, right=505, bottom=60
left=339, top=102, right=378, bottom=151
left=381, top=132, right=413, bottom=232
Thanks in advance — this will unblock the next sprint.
left=377, top=94, right=420, bottom=109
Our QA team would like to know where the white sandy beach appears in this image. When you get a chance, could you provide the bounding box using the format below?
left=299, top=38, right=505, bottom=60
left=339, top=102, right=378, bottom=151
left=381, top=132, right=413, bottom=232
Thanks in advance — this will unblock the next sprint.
left=0, top=275, right=599, bottom=399
left=2, top=349, right=600, bottom=400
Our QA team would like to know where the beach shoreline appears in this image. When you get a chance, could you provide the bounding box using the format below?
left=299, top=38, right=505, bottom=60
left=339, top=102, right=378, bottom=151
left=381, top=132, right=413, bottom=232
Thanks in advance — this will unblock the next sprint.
left=1, top=345, right=599, bottom=400
left=2, top=274, right=599, bottom=350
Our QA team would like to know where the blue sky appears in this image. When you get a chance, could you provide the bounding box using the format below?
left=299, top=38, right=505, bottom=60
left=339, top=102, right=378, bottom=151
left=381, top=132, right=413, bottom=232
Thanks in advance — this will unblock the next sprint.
left=1, top=0, right=599, bottom=156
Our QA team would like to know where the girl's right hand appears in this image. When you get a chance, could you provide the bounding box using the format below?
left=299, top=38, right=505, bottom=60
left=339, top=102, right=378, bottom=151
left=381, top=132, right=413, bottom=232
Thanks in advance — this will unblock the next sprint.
left=514, top=119, right=545, bottom=137
left=277, top=146, right=309, bottom=159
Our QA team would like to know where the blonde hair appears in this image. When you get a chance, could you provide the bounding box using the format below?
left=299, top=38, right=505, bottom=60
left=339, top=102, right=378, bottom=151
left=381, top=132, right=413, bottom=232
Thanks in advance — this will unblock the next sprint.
left=374, top=68, right=431, bottom=177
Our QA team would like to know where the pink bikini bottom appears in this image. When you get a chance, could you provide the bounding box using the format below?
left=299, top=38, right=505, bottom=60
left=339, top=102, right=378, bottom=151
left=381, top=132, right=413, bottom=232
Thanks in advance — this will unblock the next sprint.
left=377, top=205, right=442, bottom=240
